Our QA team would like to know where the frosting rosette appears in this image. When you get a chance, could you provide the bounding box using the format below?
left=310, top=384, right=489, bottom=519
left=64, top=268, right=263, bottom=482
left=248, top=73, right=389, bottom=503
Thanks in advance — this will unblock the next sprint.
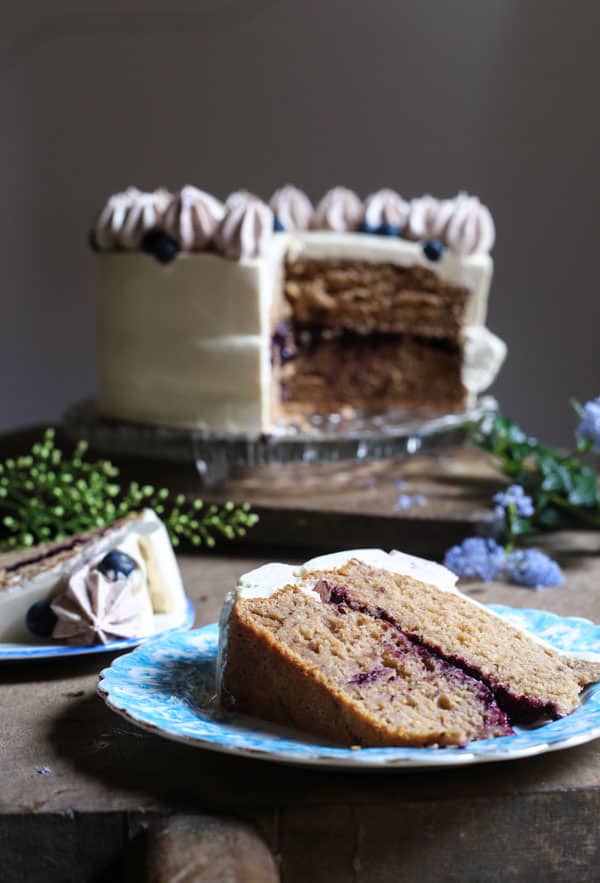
left=93, top=187, right=141, bottom=250
left=162, top=186, right=224, bottom=251
left=51, top=564, right=150, bottom=645
left=444, top=193, right=495, bottom=256
left=406, top=195, right=456, bottom=242
left=118, top=188, right=171, bottom=250
left=311, top=186, right=363, bottom=232
left=215, top=198, right=274, bottom=260
left=225, top=190, right=261, bottom=210
left=270, top=184, right=313, bottom=231
left=362, top=189, right=409, bottom=232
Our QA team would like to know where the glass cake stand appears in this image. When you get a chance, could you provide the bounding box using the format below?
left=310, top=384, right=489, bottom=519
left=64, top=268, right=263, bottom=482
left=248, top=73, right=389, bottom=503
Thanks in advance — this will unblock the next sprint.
left=62, top=397, right=498, bottom=484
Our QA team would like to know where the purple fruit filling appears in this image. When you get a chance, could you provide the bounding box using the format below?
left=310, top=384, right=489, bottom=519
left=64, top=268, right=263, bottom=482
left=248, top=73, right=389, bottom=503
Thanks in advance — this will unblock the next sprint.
left=348, top=666, right=396, bottom=687
left=314, top=579, right=553, bottom=729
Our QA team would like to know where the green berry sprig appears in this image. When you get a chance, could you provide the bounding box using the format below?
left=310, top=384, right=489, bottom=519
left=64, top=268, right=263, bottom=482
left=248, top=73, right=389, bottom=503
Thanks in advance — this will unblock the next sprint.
left=0, top=429, right=258, bottom=552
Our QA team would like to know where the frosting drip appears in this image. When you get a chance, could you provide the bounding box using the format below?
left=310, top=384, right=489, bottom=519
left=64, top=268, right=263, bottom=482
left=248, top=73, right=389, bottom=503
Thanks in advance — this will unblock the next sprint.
left=51, top=565, right=148, bottom=645
left=363, top=189, right=409, bottom=230
left=215, top=199, right=274, bottom=259
left=118, top=189, right=171, bottom=250
left=445, top=193, right=495, bottom=256
left=311, top=187, right=363, bottom=232
left=162, top=186, right=224, bottom=251
left=270, top=185, right=313, bottom=231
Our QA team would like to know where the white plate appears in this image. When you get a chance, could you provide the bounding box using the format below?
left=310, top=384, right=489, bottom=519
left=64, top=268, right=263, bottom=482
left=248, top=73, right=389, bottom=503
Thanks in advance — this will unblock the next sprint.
left=0, top=597, right=195, bottom=661
left=98, top=605, right=600, bottom=770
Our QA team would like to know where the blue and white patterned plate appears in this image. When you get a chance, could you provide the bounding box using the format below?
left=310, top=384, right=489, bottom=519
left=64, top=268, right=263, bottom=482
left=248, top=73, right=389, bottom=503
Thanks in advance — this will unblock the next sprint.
left=0, top=597, right=195, bottom=661
left=98, top=605, right=600, bottom=769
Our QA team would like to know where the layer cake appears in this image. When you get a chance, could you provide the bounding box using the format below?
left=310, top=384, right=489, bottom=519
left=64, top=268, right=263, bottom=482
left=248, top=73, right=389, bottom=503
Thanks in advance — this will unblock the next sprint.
left=91, top=186, right=506, bottom=432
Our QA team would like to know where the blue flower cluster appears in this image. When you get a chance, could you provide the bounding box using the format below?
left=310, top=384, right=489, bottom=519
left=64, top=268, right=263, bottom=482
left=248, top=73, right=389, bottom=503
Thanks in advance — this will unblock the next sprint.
left=505, top=549, right=563, bottom=588
left=394, top=493, right=427, bottom=511
left=443, top=537, right=506, bottom=583
left=443, top=537, right=563, bottom=588
left=578, top=397, right=600, bottom=451
left=493, top=484, right=534, bottom=519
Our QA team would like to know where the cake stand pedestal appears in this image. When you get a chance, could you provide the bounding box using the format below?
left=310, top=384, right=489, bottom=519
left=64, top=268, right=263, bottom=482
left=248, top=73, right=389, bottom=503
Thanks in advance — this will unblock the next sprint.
left=62, top=397, right=498, bottom=485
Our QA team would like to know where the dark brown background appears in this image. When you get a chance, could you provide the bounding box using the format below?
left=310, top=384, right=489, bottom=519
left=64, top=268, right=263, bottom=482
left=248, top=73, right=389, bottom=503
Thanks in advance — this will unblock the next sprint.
left=2, top=0, right=599, bottom=444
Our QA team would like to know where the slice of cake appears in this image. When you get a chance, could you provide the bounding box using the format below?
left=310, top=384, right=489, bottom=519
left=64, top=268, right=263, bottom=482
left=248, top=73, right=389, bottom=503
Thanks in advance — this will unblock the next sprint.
left=0, top=509, right=186, bottom=644
left=91, top=185, right=506, bottom=432
left=218, top=550, right=600, bottom=747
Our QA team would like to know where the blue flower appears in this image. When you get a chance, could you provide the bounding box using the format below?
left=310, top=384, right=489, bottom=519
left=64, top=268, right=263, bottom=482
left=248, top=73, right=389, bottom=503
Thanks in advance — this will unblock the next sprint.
left=577, top=397, right=600, bottom=451
left=394, top=494, right=427, bottom=511
left=493, top=484, right=535, bottom=519
left=506, top=549, right=563, bottom=588
left=443, top=537, right=506, bottom=582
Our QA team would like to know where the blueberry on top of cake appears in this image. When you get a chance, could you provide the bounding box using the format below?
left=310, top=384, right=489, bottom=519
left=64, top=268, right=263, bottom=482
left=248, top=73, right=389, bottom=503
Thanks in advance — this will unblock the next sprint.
left=217, top=550, right=600, bottom=748
left=0, top=509, right=186, bottom=645
left=91, top=185, right=506, bottom=433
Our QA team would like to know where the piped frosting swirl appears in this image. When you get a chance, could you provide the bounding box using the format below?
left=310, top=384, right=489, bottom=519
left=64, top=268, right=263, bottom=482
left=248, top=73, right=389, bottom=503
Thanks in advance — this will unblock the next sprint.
left=51, top=563, right=148, bottom=645
left=162, top=186, right=224, bottom=251
left=406, top=195, right=455, bottom=242
left=270, top=185, right=313, bottom=231
left=214, top=198, right=274, bottom=259
left=109, top=189, right=171, bottom=250
left=445, top=193, right=495, bottom=256
left=362, top=189, right=410, bottom=231
left=311, top=186, right=363, bottom=232
left=93, top=187, right=141, bottom=250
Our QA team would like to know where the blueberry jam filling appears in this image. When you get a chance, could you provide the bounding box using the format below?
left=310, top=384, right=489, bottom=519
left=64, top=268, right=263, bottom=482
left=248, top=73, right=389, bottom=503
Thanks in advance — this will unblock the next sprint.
left=348, top=666, right=396, bottom=687
left=315, top=578, right=554, bottom=728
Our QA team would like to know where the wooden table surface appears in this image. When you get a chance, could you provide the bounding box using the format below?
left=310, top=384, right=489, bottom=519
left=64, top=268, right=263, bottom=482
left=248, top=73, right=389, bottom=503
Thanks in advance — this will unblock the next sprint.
left=3, top=530, right=600, bottom=882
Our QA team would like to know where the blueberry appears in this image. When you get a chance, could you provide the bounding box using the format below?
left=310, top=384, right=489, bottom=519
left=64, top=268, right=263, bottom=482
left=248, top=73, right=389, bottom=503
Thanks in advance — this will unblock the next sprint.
left=376, top=223, right=401, bottom=237
left=141, top=228, right=179, bottom=264
left=97, top=549, right=137, bottom=580
left=26, top=600, right=58, bottom=638
left=423, top=239, right=444, bottom=261
left=358, top=220, right=378, bottom=234
left=273, top=217, right=285, bottom=232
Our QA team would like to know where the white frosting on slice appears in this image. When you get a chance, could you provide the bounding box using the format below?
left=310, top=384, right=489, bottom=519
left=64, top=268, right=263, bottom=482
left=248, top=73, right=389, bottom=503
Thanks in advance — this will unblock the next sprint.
left=0, top=509, right=185, bottom=643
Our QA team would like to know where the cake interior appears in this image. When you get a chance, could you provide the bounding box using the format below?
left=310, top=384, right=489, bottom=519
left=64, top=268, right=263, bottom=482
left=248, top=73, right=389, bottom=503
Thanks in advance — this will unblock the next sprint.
left=222, top=560, right=600, bottom=748
left=271, top=257, right=470, bottom=420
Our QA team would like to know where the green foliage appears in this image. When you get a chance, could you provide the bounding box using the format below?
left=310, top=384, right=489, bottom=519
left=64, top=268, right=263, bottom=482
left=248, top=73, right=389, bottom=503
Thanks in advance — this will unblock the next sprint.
left=0, top=429, right=258, bottom=552
left=472, top=413, right=600, bottom=534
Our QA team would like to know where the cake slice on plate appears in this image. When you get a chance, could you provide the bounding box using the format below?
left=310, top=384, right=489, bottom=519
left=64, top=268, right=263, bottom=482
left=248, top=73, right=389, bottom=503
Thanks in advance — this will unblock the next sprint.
left=0, top=509, right=186, bottom=644
left=218, top=550, right=600, bottom=747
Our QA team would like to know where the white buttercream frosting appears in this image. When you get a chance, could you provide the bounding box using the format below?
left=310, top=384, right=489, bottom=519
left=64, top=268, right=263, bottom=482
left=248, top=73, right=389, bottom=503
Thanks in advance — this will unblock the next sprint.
left=51, top=564, right=151, bottom=645
left=93, top=187, right=142, bottom=250
left=225, top=190, right=261, bottom=210
left=461, top=326, right=507, bottom=394
left=445, top=193, right=495, bottom=256
left=362, top=189, right=409, bottom=231
left=118, top=189, right=171, bottom=250
left=214, top=198, right=274, bottom=260
left=162, top=186, right=224, bottom=251
left=406, top=195, right=455, bottom=242
left=270, top=185, right=313, bottom=231
left=311, top=187, right=363, bottom=232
